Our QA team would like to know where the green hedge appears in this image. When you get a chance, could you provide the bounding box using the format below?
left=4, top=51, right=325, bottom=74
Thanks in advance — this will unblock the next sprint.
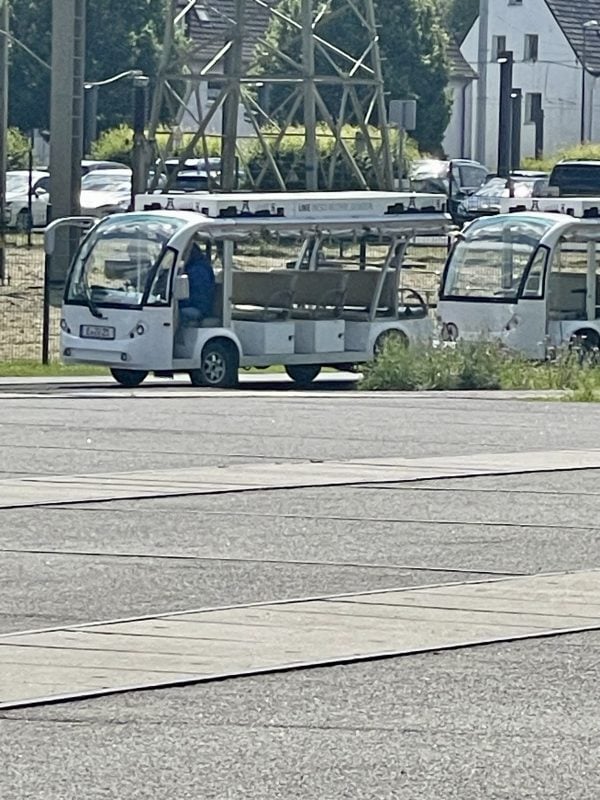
left=88, top=123, right=419, bottom=189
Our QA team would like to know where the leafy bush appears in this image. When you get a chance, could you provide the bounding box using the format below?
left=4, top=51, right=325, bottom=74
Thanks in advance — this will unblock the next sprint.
left=91, top=125, right=133, bottom=165
left=361, top=339, right=600, bottom=400
left=7, top=128, right=30, bottom=169
left=523, top=143, right=600, bottom=172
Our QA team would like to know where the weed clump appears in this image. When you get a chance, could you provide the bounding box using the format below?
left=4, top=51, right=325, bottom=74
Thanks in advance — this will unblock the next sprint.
left=360, top=339, right=600, bottom=400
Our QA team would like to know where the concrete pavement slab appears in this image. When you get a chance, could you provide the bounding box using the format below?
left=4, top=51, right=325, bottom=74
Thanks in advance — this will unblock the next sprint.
left=2, top=569, right=599, bottom=708
left=2, top=448, right=600, bottom=509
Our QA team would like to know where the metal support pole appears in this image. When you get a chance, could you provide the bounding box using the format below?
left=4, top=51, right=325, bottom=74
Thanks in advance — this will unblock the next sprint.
left=301, top=0, right=318, bottom=191
left=510, top=88, right=522, bottom=172
left=83, top=83, right=98, bottom=156
left=130, top=74, right=150, bottom=207
left=27, top=131, right=33, bottom=247
left=497, top=51, right=513, bottom=178
left=221, top=0, right=245, bottom=193
left=534, top=108, right=544, bottom=161
left=581, top=30, right=588, bottom=144
left=0, top=0, right=9, bottom=285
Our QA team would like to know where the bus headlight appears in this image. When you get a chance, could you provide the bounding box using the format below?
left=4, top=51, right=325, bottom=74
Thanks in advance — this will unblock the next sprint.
left=60, top=318, right=71, bottom=333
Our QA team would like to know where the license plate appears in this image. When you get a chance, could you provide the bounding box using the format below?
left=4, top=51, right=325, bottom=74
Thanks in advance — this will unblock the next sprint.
left=80, top=324, right=115, bottom=340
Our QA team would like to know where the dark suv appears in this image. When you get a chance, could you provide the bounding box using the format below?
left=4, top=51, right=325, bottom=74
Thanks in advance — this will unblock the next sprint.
left=548, top=160, right=600, bottom=196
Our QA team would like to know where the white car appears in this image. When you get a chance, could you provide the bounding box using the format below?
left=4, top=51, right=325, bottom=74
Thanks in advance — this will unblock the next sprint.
left=4, top=170, right=51, bottom=230
left=5, top=169, right=133, bottom=230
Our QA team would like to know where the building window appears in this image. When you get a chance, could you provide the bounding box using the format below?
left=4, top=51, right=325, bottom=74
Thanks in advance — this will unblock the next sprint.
left=525, top=92, right=542, bottom=123
left=492, top=35, right=507, bottom=60
left=524, top=34, right=539, bottom=62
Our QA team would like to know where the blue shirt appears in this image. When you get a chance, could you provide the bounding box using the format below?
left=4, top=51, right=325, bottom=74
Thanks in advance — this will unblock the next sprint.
left=181, top=246, right=215, bottom=317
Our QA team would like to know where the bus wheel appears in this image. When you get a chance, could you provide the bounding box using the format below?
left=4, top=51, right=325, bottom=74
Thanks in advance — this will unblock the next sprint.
left=188, top=369, right=205, bottom=387
left=374, top=329, right=408, bottom=358
left=201, top=339, right=239, bottom=388
left=110, top=368, right=148, bottom=387
left=570, top=329, right=600, bottom=364
left=285, top=364, right=321, bottom=386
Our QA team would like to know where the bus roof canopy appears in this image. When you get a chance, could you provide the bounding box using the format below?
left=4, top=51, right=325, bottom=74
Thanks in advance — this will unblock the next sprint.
left=135, top=190, right=448, bottom=220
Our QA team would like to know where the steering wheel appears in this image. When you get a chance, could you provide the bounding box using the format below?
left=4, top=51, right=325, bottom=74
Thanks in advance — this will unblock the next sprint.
left=399, top=287, right=428, bottom=316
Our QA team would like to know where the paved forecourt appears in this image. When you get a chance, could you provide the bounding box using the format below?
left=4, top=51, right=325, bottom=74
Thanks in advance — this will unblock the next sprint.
left=2, top=569, right=600, bottom=708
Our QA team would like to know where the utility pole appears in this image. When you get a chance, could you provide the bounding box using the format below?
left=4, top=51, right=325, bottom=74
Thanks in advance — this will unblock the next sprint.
left=0, top=0, right=9, bottom=285
left=49, top=0, right=86, bottom=283
left=475, top=0, right=489, bottom=165
left=301, top=0, right=318, bottom=191
left=220, top=0, right=245, bottom=192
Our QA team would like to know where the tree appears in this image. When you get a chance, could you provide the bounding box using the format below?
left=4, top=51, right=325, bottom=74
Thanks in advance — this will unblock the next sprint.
left=7, top=0, right=166, bottom=133
left=253, top=0, right=451, bottom=154
left=442, top=0, right=479, bottom=41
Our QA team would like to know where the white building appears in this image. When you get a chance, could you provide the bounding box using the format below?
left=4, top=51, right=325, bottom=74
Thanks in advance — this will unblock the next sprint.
left=443, top=36, right=478, bottom=159
left=449, top=0, right=600, bottom=169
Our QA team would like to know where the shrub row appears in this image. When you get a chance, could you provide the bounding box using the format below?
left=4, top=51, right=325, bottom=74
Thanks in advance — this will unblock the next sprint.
left=360, top=339, right=600, bottom=401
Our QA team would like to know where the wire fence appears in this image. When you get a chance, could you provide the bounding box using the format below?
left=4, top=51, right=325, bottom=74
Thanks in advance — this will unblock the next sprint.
left=0, top=233, right=61, bottom=363
left=0, top=231, right=450, bottom=365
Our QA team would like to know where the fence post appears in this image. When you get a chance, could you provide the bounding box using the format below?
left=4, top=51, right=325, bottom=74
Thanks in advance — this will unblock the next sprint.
left=42, top=252, right=51, bottom=364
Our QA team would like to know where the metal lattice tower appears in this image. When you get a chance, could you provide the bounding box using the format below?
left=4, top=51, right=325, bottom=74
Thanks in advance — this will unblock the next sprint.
left=148, top=0, right=394, bottom=191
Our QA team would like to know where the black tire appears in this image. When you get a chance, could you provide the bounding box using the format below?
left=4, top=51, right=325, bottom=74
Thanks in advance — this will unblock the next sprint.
left=110, top=368, right=148, bottom=387
left=16, top=209, right=32, bottom=233
left=200, top=339, right=239, bottom=388
left=374, top=328, right=408, bottom=358
left=569, top=329, right=600, bottom=365
left=188, top=369, right=205, bottom=387
left=285, top=364, right=322, bottom=386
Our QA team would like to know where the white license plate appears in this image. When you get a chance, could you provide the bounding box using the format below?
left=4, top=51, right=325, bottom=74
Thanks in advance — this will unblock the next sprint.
left=80, top=324, right=115, bottom=340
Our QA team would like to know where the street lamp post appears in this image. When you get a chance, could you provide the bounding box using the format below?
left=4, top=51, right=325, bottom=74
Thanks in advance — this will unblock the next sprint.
left=581, top=20, right=599, bottom=144
left=497, top=50, right=514, bottom=179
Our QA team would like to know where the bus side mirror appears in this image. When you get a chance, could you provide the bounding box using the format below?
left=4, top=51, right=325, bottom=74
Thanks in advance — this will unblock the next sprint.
left=174, top=273, right=190, bottom=301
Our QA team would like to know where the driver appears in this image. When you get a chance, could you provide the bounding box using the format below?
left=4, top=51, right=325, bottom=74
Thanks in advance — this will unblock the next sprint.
left=179, top=243, right=216, bottom=325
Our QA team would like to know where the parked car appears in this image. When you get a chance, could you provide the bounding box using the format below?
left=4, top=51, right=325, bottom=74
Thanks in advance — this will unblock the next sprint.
left=409, top=158, right=490, bottom=222
left=4, top=170, right=50, bottom=230
left=455, top=172, right=549, bottom=224
left=547, top=159, right=600, bottom=196
left=4, top=167, right=132, bottom=231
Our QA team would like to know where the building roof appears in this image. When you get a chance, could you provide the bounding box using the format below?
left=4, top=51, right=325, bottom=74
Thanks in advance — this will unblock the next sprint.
left=545, top=0, right=600, bottom=75
left=447, top=35, right=477, bottom=80
left=179, top=0, right=278, bottom=68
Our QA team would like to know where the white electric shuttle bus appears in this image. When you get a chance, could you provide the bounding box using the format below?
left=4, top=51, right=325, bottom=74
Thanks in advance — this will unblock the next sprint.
left=53, top=191, right=450, bottom=388
left=438, top=206, right=600, bottom=358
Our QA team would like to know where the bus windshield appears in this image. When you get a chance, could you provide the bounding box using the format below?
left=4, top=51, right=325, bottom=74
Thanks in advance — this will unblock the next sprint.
left=66, top=214, right=186, bottom=309
left=443, top=216, right=555, bottom=300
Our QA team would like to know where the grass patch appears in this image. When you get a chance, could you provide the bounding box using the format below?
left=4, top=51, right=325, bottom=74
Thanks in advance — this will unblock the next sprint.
left=0, top=360, right=107, bottom=378
left=360, top=340, right=600, bottom=401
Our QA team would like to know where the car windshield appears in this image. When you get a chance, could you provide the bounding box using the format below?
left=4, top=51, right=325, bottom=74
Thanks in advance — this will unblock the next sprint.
left=443, top=216, right=556, bottom=299
left=66, top=214, right=186, bottom=308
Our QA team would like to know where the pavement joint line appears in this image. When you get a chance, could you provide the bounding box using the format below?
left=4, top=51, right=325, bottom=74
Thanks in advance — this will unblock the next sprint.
left=1, top=621, right=599, bottom=713
left=0, top=548, right=522, bottom=577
